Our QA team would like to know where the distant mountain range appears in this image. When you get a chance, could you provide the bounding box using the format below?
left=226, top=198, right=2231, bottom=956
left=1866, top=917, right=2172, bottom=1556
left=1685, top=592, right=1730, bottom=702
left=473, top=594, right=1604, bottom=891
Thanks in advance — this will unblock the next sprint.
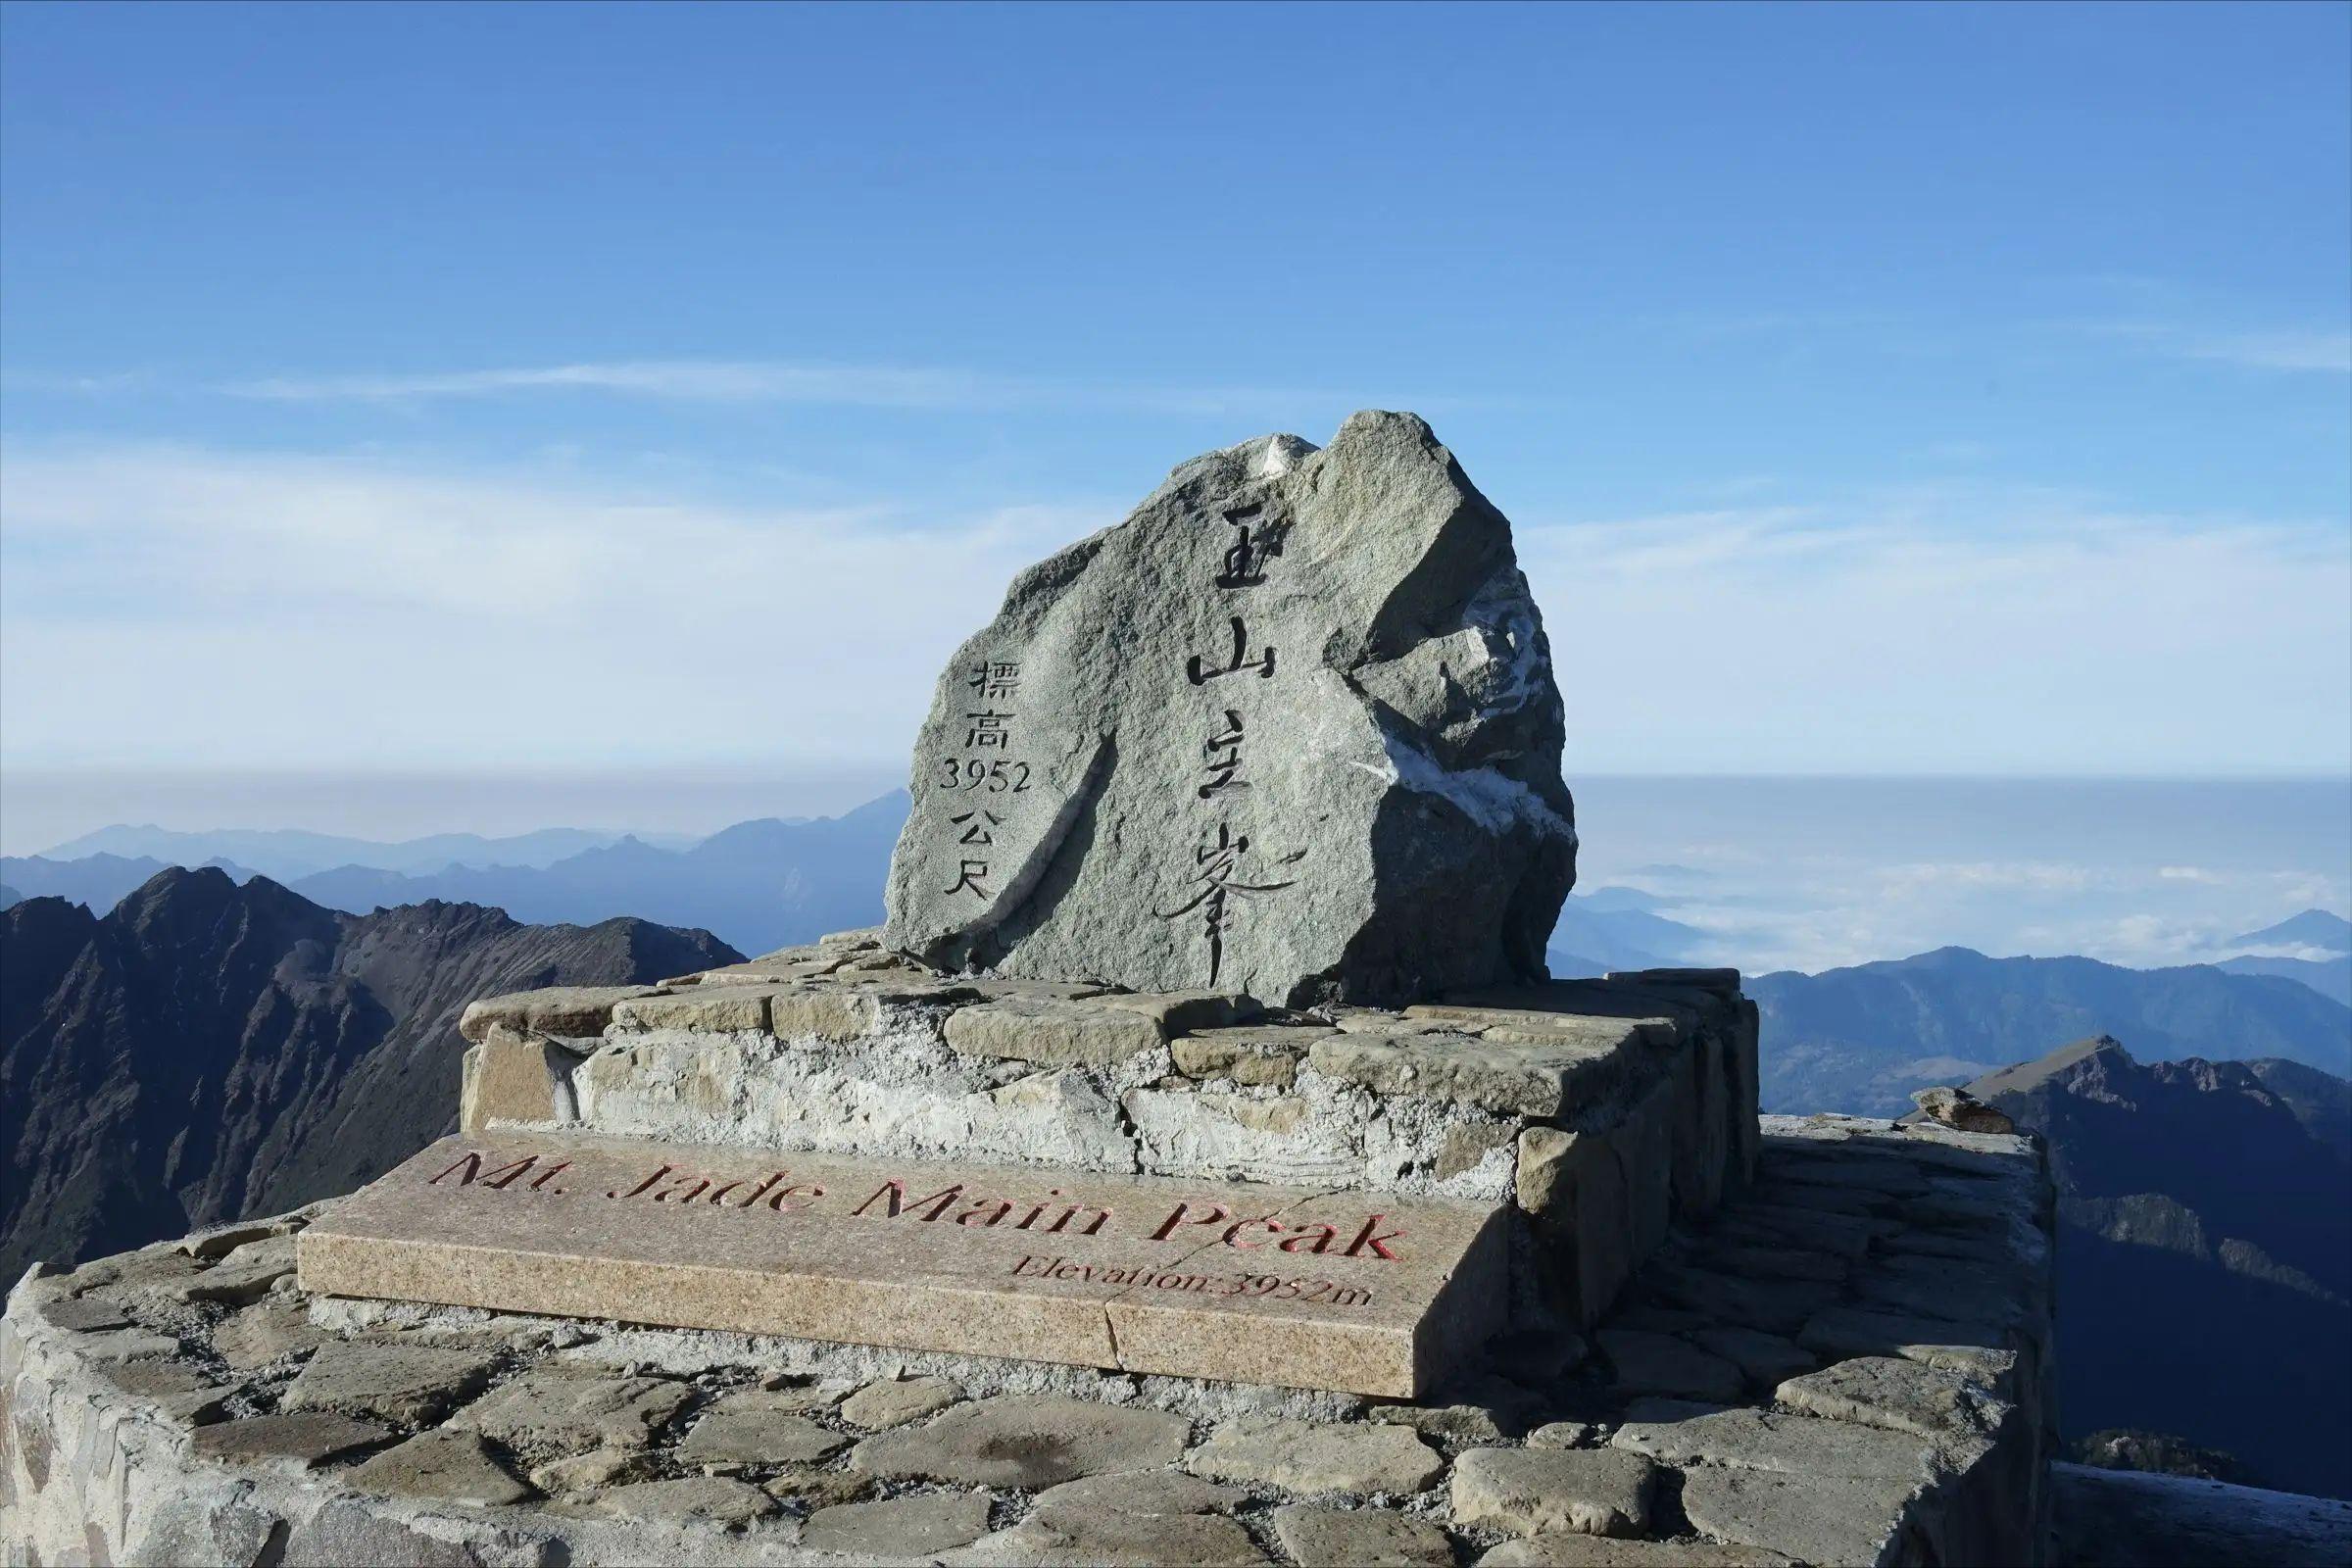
left=11, top=806, right=2349, bottom=1119
left=1750, top=946, right=2352, bottom=1117
left=1971, top=1036, right=2351, bottom=1498
left=0, top=869, right=738, bottom=1281
left=12, top=801, right=1713, bottom=978
left=36, top=822, right=694, bottom=880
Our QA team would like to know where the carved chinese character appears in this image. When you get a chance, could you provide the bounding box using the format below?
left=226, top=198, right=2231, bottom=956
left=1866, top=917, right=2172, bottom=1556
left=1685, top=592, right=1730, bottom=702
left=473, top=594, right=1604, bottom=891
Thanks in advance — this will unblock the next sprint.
left=1214, top=504, right=1285, bottom=589
left=951, top=808, right=1004, bottom=846
left=945, top=859, right=993, bottom=901
left=964, top=710, right=1015, bottom=749
left=1155, top=823, right=1302, bottom=984
left=1199, top=709, right=1247, bottom=800
left=1186, top=616, right=1276, bottom=685
left=968, top=660, right=1022, bottom=700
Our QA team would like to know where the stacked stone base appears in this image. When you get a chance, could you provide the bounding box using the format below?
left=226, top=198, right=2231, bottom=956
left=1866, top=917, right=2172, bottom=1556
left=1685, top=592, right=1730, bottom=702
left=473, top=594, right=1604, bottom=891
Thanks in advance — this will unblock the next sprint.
left=5, top=1116, right=2054, bottom=1567
left=455, top=931, right=1762, bottom=1335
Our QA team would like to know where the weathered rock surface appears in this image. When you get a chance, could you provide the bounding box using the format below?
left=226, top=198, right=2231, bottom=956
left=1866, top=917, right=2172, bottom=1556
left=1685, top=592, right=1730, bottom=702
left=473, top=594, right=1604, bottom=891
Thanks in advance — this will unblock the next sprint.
left=1186, top=1415, right=1444, bottom=1494
left=674, top=1391, right=847, bottom=1469
left=884, top=412, right=1577, bottom=1007
left=1271, top=1502, right=1455, bottom=1566
left=451, top=1367, right=692, bottom=1452
left=853, top=1395, right=1190, bottom=1488
left=344, top=1430, right=532, bottom=1506
left=279, top=1340, right=495, bottom=1426
left=801, top=1491, right=995, bottom=1555
left=838, top=1372, right=966, bottom=1429
left=955, top=1504, right=1270, bottom=1566
left=1451, top=1446, right=1658, bottom=1538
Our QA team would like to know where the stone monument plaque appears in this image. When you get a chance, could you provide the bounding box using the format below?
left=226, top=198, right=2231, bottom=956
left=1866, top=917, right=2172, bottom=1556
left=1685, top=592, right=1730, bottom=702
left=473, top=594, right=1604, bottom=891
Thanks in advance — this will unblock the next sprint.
left=299, top=1130, right=1507, bottom=1397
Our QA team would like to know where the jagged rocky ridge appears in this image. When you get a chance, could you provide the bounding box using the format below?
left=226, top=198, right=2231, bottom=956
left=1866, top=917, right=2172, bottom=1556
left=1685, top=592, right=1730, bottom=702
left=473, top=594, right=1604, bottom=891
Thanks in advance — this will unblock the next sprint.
left=0, top=868, right=738, bottom=1282
left=1968, top=1035, right=2352, bottom=1499
left=1751, top=945, right=2352, bottom=1116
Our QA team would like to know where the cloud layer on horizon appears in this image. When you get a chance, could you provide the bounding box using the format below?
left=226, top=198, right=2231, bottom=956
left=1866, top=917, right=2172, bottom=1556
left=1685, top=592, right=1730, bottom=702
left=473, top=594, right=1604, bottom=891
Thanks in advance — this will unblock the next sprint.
left=3, top=437, right=2347, bottom=780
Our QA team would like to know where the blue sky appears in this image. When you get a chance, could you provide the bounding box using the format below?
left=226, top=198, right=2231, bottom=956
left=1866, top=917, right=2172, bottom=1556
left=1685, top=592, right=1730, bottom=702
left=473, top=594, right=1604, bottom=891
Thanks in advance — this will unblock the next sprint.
left=3, top=1, right=2347, bottom=815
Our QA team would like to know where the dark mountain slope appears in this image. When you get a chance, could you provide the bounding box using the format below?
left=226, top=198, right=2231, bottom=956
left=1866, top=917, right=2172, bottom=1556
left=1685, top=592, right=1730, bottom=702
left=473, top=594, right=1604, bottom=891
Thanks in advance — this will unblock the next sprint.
left=1970, top=1038, right=2352, bottom=1498
left=1751, top=947, right=2352, bottom=1116
left=0, top=869, right=737, bottom=1280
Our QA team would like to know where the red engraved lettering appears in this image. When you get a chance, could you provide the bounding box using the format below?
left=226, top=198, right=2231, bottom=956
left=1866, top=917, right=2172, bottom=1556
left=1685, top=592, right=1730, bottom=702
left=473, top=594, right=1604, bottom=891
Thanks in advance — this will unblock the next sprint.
left=767, top=1183, right=824, bottom=1213
left=855, top=1181, right=964, bottom=1220
left=709, top=1172, right=785, bottom=1207
left=430, top=1152, right=543, bottom=1191
left=1278, top=1223, right=1339, bottom=1254
left=1151, top=1201, right=1231, bottom=1242
left=608, top=1164, right=674, bottom=1200
left=958, top=1199, right=1014, bottom=1227
left=1342, top=1214, right=1404, bottom=1260
left=1223, top=1218, right=1281, bottom=1250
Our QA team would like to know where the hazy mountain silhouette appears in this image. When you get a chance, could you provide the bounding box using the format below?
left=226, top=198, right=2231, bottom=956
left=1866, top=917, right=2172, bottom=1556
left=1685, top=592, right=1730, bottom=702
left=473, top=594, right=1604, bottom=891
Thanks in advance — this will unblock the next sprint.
left=2215, top=954, right=2352, bottom=1006
left=0, top=869, right=738, bottom=1280
left=284, top=794, right=910, bottom=956
left=0, top=852, right=264, bottom=913
left=36, top=823, right=673, bottom=882
left=2228, top=908, right=2352, bottom=955
left=1969, top=1036, right=2352, bottom=1497
left=1751, top=947, right=2352, bottom=1116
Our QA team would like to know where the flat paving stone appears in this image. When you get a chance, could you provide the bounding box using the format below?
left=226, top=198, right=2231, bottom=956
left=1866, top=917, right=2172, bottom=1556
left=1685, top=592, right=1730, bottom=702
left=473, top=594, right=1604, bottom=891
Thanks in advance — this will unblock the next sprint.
left=1185, top=1417, right=1443, bottom=1495
left=1479, top=1536, right=1794, bottom=1565
left=801, top=1492, right=994, bottom=1556
left=345, top=1430, right=532, bottom=1507
left=1678, top=1465, right=1918, bottom=1566
left=37, top=1297, right=131, bottom=1333
left=593, top=1476, right=779, bottom=1530
left=761, top=1465, right=874, bottom=1511
left=1596, top=1330, right=1744, bottom=1403
left=1450, top=1447, right=1657, bottom=1539
left=527, top=1447, right=663, bottom=1494
left=179, top=1235, right=298, bottom=1304
left=951, top=1505, right=1268, bottom=1566
left=837, top=1374, right=965, bottom=1430
left=190, top=1411, right=392, bottom=1474
left=212, top=1300, right=326, bottom=1369
left=452, top=1368, right=692, bottom=1452
left=73, top=1329, right=181, bottom=1364
left=1609, top=1408, right=1931, bottom=1483
left=280, top=1340, right=496, bottom=1426
left=674, top=1391, right=847, bottom=1469
left=1032, top=1468, right=1243, bottom=1515
left=854, top=1395, right=1190, bottom=1489
left=1774, top=1355, right=2008, bottom=1441
left=1271, top=1503, right=1454, bottom=1566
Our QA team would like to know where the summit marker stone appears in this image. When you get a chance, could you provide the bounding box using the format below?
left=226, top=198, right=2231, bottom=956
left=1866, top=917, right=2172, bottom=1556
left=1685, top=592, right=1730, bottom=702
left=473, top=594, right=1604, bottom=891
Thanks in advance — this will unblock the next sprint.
left=884, top=411, right=1577, bottom=1006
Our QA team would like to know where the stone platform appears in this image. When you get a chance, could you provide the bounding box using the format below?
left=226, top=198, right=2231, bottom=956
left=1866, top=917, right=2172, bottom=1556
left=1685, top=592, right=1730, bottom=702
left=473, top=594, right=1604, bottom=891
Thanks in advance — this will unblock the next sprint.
left=453, top=928, right=1759, bottom=1342
left=5, top=1116, right=2053, bottom=1566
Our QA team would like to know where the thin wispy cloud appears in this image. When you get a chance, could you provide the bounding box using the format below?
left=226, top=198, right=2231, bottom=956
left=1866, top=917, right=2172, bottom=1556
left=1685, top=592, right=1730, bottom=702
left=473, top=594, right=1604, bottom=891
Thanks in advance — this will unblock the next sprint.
left=202, top=360, right=1507, bottom=419
left=2072, top=321, right=2352, bottom=374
